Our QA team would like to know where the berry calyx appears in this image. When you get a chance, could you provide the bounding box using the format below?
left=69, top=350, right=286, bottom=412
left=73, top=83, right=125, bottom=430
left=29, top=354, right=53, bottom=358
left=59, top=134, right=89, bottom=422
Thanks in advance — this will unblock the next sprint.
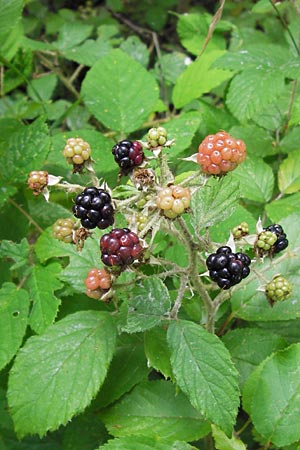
left=100, top=228, right=143, bottom=267
left=112, top=140, right=144, bottom=175
left=232, top=222, right=249, bottom=239
left=206, top=246, right=251, bottom=289
left=63, top=138, right=92, bottom=172
left=147, top=127, right=167, bottom=148
left=72, top=187, right=114, bottom=230
left=197, top=131, right=246, bottom=175
left=85, top=268, right=112, bottom=299
left=28, top=171, right=48, bottom=195
left=265, top=275, right=292, bottom=306
left=156, top=185, right=191, bottom=219
left=52, top=218, right=75, bottom=243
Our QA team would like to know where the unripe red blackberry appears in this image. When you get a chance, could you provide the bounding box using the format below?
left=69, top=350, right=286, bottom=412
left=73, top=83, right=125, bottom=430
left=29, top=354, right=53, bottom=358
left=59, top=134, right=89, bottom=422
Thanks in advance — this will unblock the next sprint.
left=63, top=138, right=92, bottom=170
left=147, top=127, right=167, bottom=148
left=112, top=140, right=144, bottom=175
left=100, top=228, right=143, bottom=267
left=265, top=275, right=292, bottom=306
left=156, top=185, right=191, bottom=219
left=206, top=246, right=251, bottom=289
left=232, top=222, right=249, bottom=239
left=197, top=131, right=246, bottom=175
left=85, top=268, right=112, bottom=299
left=72, top=187, right=114, bottom=230
left=52, top=218, right=75, bottom=243
left=28, top=171, right=48, bottom=195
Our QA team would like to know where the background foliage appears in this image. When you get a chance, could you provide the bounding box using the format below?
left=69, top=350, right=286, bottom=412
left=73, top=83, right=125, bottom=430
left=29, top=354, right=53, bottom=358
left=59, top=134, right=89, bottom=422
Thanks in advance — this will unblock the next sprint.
left=1, top=0, right=300, bottom=449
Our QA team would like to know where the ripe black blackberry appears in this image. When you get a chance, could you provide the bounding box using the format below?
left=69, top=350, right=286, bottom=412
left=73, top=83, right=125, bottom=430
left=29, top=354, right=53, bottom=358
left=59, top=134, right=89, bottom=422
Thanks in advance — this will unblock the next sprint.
left=100, top=228, right=143, bottom=267
left=112, top=140, right=144, bottom=174
left=206, top=246, right=251, bottom=289
left=265, top=224, right=288, bottom=253
left=72, top=187, right=114, bottom=230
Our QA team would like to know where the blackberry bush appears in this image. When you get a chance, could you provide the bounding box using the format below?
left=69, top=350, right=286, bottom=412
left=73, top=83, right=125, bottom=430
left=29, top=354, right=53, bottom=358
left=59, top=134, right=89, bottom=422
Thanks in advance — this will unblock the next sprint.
left=206, top=246, right=251, bottom=289
left=100, top=228, right=143, bottom=267
left=112, top=140, right=144, bottom=174
left=72, top=187, right=114, bottom=230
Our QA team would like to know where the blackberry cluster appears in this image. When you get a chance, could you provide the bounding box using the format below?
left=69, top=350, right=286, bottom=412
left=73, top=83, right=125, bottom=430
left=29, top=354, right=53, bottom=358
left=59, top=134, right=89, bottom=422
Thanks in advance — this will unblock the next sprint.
left=112, top=140, right=144, bottom=174
left=156, top=185, right=191, bottom=219
left=265, top=224, right=288, bottom=253
left=85, top=268, right=112, bottom=299
left=100, top=228, right=143, bottom=267
left=266, top=275, right=292, bottom=306
left=72, top=187, right=114, bottom=230
left=197, top=131, right=246, bottom=175
left=52, top=218, right=75, bottom=243
left=147, top=127, right=167, bottom=148
left=206, top=246, right=251, bottom=289
left=28, top=171, right=48, bottom=195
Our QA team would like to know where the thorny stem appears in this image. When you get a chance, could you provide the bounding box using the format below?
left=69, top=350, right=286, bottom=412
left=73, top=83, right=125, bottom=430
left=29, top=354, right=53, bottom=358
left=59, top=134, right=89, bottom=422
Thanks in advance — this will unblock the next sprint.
left=169, top=274, right=189, bottom=319
left=55, top=182, right=85, bottom=193
left=8, top=198, right=44, bottom=234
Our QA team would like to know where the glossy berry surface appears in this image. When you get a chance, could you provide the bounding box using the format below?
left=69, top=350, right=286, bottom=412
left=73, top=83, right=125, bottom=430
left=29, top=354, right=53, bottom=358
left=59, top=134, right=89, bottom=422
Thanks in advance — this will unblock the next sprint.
left=156, top=185, right=191, bottom=219
left=206, top=246, right=251, bottom=289
left=112, top=140, right=144, bottom=174
left=147, top=127, right=167, bottom=148
left=52, top=218, right=75, bottom=243
left=63, top=137, right=91, bottom=166
left=265, top=224, right=288, bottom=254
left=100, top=228, right=143, bottom=267
left=85, top=268, right=112, bottom=299
left=266, top=275, right=292, bottom=305
left=197, top=131, right=246, bottom=175
left=73, top=187, right=114, bottom=230
left=28, top=171, right=48, bottom=195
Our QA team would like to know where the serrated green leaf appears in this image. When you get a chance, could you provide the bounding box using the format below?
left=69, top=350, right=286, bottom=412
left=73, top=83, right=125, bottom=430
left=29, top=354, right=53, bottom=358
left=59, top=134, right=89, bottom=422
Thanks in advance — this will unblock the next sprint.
left=231, top=155, right=274, bottom=203
left=120, top=36, right=149, bottom=67
left=0, top=283, right=29, bottom=371
left=122, top=278, right=171, bottom=333
left=280, top=127, right=300, bottom=153
left=0, top=238, right=30, bottom=271
left=266, top=193, right=300, bottom=223
left=81, top=49, right=159, bottom=133
left=27, top=74, right=58, bottom=102
left=144, top=326, right=173, bottom=379
left=177, top=13, right=226, bottom=56
left=0, top=117, right=50, bottom=184
left=230, top=214, right=300, bottom=321
left=226, top=68, right=285, bottom=122
left=34, top=227, right=77, bottom=263
left=60, top=233, right=103, bottom=293
left=100, top=380, right=210, bottom=441
left=95, top=335, right=149, bottom=408
left=28, top=262, right=63, bottom=334
left=190, top=175, right=240, bottom=233
left=222, top=328, right=287, bottom=388
left=163, top=111, right=202, bottom=158
left=229, top=125, right=274, bottom=157
left=55, top=21, right=93, bottom=50
left=62, top=412, right=108, bottom=450
left=243, top=343, right=300, bottom=447
left=62, top=39, right=111, bottom=66
left=173, top=50, right=232, bottom=108
left=278, top=151, right=300, bottom=194
left=153, top=52, right=188, bottom=85
left=167, top=320, right=240, bottom=435
left=98, top=436, right=197, bottom=450
left=0, top=0, right=23, bottom=60
left=8, top=311, right=117, bottom=438
left=211, top=424, right=246, bottom=450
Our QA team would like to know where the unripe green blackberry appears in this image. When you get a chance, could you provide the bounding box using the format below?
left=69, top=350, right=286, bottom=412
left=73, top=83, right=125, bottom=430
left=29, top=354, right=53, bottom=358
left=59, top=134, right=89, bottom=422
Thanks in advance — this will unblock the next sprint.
left=52, top=218, right=75, bottom=243
left=255, top=230, right=277, bottom=255
left=63, top=137, right=91, bottom=170
left=232, top=222, right=249, bottom=239
left=28, top=171, right=48, bottom=195
left=147, top=127, right=167, bottom=148
left=156, top=185, right=191, bottom=219
left=265, top=275, right=292, bottom=306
